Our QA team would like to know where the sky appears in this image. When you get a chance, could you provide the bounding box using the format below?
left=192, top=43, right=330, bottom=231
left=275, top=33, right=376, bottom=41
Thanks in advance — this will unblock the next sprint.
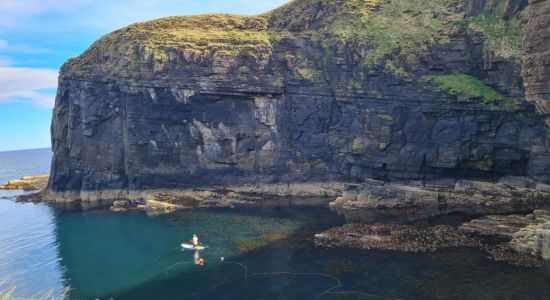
left=0, top=0, right=289, bottom=152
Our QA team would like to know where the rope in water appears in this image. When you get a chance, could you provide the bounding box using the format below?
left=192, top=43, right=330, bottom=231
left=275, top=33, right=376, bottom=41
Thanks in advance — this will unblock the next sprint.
left=164, top=261, right=194, bottom=279
left=221, top=261, right=248, bottom=280
left=247, top=271, right=341, bottom=298
left=168, top=260, right=398, bottom=299
left=233, top=264, right=398, bottom=299
left=322, top=290, right=397, bottom=299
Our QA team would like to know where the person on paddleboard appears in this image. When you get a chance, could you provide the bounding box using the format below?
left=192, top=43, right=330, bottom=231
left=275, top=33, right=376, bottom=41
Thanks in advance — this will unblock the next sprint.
left=192, top=234, right=199, bottom=247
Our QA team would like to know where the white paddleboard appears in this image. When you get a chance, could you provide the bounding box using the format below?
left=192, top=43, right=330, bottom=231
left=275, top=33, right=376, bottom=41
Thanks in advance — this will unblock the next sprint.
left=181, top=243, right=208, bottom=250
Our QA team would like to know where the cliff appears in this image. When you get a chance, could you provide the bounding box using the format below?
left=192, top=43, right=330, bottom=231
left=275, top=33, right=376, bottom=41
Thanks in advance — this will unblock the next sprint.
left=524, top=0, right=550, bottom=125
left=48, top=0, right=550, bottom=207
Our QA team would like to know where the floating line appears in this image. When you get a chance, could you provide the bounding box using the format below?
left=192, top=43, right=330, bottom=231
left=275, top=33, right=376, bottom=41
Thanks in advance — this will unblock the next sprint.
left=322, top=290, right=397, bottom=299
left=247, top=271, right=341, bottom=298
left=164, top=261, right=194, bottom=279
left=165, top=259, right=397, bottom=299
left=222, top=262, right=248, bottom=280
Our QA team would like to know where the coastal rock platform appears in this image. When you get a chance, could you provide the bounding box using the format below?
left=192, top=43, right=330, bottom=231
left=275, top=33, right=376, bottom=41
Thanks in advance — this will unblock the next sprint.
left=461, top=209, right=550, bottom=260
left=0, top=175, right=49, bottom=191
left=331, top=177, right=550, bottom=222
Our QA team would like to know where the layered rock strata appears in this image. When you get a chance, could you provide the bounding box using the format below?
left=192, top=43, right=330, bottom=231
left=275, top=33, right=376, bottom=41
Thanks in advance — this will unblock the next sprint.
left=330, top=177, right=550, bottom=222
left=47, top=0, right=550, bottom=210
left=523, top=0, right=550, bottom=125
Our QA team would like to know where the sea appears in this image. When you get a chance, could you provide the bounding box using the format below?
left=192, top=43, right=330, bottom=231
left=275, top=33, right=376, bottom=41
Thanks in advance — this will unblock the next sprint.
left=0, top=148, right=549, bottom=299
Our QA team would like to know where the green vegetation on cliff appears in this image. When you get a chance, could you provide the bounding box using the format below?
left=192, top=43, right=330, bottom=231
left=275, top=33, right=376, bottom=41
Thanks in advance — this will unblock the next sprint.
left=423, top=74, right=520, bottom=110
left=358, top=0, right=462, bottom=65
left=384, top=60, right=411, bottom=80
left=269, top=0, right=463, bottom=66
left=468, top=8, right=528, bottom=63
left=125, top=14, right=269, bottom=54
left=66, top=14, right=272, bottom=77
left=65, top=0, right=527, bottom=111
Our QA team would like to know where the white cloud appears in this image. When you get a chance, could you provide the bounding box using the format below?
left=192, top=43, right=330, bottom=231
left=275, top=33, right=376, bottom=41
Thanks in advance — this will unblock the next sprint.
left=0, top=39, right=6, bottom=48
left=0, top=67, right=58, bottom=108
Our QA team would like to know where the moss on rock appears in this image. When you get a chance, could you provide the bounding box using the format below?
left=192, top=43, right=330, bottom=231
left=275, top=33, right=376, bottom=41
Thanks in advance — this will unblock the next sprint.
left=268, top=0, right=463, bottom=66
left=423, top=74, right=520, bottom=111
left=467, top=7, right=528, bottom=63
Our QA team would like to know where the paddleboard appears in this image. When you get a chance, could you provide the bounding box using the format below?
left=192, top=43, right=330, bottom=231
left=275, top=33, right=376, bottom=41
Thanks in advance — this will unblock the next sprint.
left=181, top=243, right=208, bottom=250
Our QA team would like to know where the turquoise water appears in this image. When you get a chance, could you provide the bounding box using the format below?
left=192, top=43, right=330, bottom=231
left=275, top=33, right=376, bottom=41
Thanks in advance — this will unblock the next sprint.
left=1, top=149, right=550, bottom=299
left=1, top=200, right=550, bottom=299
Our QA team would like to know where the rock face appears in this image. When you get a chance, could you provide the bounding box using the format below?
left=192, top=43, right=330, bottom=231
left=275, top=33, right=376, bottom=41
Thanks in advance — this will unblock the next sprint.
left=49, top=0, right=550, bottom=204
left=523, top=0, right=550, bottom=125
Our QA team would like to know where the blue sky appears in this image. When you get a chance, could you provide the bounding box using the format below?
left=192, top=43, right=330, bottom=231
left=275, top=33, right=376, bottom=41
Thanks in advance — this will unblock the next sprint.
left=0, top=0, right=289, bottom=152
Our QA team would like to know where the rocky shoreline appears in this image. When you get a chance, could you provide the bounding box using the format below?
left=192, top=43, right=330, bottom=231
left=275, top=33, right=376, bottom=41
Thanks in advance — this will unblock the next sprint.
left=0, top=175, right=49, bottom=191
left=331, top=177, right=550, bottom=222
left=10, top=179, right=343, bottom=213
left=4, top=174, right=549, bottom=266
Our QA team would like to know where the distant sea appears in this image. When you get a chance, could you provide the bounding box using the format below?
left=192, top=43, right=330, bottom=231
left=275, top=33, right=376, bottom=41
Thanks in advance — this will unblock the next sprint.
left=0, top=148, right=52, bottom=183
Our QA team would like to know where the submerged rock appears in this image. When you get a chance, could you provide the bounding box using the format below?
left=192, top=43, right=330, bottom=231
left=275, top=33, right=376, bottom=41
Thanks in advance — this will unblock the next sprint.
left=484, top=244, right=542, bottom=268
left=315, top=219, right=546, bottom=267
left=314, top=223, right=481, bottom=253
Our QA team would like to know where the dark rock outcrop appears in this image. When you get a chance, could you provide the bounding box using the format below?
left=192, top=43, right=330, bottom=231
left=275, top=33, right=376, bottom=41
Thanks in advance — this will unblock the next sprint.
left=47, top=0, right=550, bottom=208
left=314, top=223, right=481, bottom=252
left=315, top=222, right=544, bottom=267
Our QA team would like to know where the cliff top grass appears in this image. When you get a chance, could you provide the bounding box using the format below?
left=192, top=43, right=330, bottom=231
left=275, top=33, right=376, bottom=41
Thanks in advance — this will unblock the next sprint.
left=65, top=14, right=272, bottom=76
left=267, top=0, right=380, bottom=33
left=267, top=0, right=463, bottom=65
left=67, top=0, right=523, bottom=79
left=114, top=14, right=270, bottom=50
left=423, top=74, right=520, bottom=111
left=69, top=0, right=466, bottom=73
